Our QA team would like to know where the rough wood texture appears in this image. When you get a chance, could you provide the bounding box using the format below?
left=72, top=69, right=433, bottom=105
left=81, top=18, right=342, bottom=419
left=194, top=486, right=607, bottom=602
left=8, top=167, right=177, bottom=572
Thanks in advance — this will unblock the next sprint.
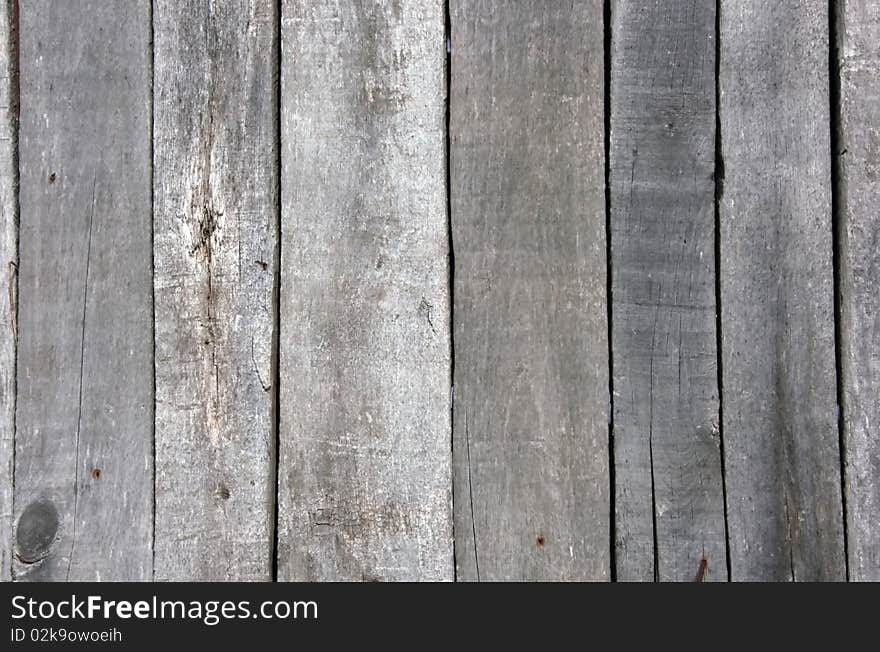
left=277, top=0, right=452, bottom=581
left=719, top=0, right=845, bottom=581
left=0, top=0, right=16, bottom=582
left=12, top=0, right=153, bottom=581
left=451, top=1, right=610, bottom=581
left=153, top=0, right=278, bottom=582
left=837, top=0, right=880, bottom=582
left=611, top=0, right=727, bottom=582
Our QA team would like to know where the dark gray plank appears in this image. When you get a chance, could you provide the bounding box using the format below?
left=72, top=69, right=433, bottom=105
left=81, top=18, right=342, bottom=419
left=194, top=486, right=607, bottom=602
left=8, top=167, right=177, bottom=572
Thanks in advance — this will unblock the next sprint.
left=837, top=0, right=880, bottom=582
left=12, top=0, right=152, bottom=581
left=153, top=0, right=278, bottom=582
left=611, top=0, right=727, bottom=582
left=451, top=0, right=610, bottom=581
left=0, top=0, right=16, bottom=582
left=719, top=1, right=845, bottom=580
left=277, top=0, right=452, bottom=581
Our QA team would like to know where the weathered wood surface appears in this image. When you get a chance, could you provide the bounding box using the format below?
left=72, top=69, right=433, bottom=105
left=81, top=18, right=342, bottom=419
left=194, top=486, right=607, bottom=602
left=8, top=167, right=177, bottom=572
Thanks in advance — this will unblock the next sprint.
left=0, top=0, right=17, bottom=582
left=611, top=0, right=727, bottom=582
left=837, top=0, right=880, bottom=582
left=277, top=0, right=452, bottom=581
left=153, top=0, right=278, bottom=582
left=4, top=0, right=879, bottom=584
left=451, top=1, right=610, bottom=581
left=12, top=0, right=153, bottom=581
left=719, top=1, right=845, bottom=581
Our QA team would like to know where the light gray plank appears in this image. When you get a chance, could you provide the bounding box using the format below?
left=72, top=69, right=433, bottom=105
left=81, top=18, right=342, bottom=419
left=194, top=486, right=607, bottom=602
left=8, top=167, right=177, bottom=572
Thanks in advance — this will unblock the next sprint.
left=277, top=0, right=452, bottom=581
left=153, top=0, right=278, bottom=582
left=837, top=0, right=880, bottom=582
left=611, top=0, right=727, bottom=582
left=719, top=0, right=845, bottom=580
left=451, top=0, right=610, bottom=581
left=0, top=0, right=17, bottom=582
left=12, top=0, right=152, bottom=581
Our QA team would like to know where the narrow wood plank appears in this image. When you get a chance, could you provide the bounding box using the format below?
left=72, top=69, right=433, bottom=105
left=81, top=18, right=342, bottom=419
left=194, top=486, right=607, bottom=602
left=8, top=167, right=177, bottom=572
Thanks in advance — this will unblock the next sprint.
left=0, top=0, right=17, bottom=582
left=719, top=0, right=845, bottom=580
left=451, top=1, right=610, bottom=581
left=12, top=0, right=153, bottom=581
left=277, top=0, right=452, bottom=581
left=611, top=0, right=727, bottom=582
left=837, top=0, right=880, bottom=582
left=153, top=0, right=278, bottom=582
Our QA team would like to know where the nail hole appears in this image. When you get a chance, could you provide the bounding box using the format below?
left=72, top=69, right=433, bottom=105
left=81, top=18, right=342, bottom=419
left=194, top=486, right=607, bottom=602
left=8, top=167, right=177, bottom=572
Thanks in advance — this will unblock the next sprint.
left=536, top=536, right=545, bottom=547
left=90, top=468, right=102, bottom=480
left=48, top=172, right=56, bottom=184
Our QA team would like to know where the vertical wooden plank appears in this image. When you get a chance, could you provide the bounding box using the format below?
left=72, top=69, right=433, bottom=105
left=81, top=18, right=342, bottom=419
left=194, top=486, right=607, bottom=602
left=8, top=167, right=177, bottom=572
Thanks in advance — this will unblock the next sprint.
left=153, top=0, right=278, bottom=581
left=451, top=1, right=610, bottom=581
left=837, top=0, right=880, bottom=582
left=12, top=0, right=153, bottom=581
left=610, top=0, right=727, bottom=581
left=277, top=0, right=452, bottom=581
left=719, top=1, right=845, bottom=580
left=0, top=0, right=16, bottom=582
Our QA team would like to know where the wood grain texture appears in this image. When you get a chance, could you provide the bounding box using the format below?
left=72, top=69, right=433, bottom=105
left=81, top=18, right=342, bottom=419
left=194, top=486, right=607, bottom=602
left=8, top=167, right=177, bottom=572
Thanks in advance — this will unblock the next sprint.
left=610, top=0, right=727, bottom=582
left=719, top=0, right=845, bottom=581
left=12, top=0, right=153, bottom=581
left=0, top=0, right=16, bottom=582
left=153, top=0, right=278, bottom=582
left=451, top=0, right=610, bottom=581
left=277, top=0, right=452, bottom=581
left=837, top=0, right=880, bottom=582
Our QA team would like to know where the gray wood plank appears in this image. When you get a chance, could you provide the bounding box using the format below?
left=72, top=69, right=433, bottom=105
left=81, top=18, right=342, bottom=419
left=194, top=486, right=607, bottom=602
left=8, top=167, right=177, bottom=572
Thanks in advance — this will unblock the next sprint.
left=0, top=0, right=16, bottom=582
left=12, top=0, right=153, bottom=581
left=610, top=0, right=727, bottom=582
left=450, top=0, right=610, bottom=581
left=277, top=0, right=452, bottom=581
left=719, top=0, right=845, bottom=581
left=837, top=0, right=880, bottom=582
left=153, top=0, right=278, bottom=582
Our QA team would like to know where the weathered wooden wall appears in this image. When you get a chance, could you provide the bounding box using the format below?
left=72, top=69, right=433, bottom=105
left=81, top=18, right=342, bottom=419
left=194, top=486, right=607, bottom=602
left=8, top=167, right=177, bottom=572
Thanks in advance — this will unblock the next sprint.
left=0, top=0, right=878, bottom=582
left=277, top=0, right=452, bottom=582
left=451, top=0, right=609, bottom=582
left=719, top=0, right=845, bottom=582
left=153, top=0, right=278, bottom=583
left=13, top=0, right=153, bottom=581
left=0, top=0, right=16, bottom=583
left=610, top=0, right=726, bottom=582
left=837, top=0, right=880, bottom=582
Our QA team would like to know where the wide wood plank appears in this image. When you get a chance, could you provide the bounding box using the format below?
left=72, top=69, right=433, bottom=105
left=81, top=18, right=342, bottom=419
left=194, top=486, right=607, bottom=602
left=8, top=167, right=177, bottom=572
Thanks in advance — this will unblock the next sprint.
left=837, top=0, right=880, bottom=582
left=0, top=0, right=16, bottom=582
left=719, top=0, right=845, bottom=580
left=153, top=0, right=278, bottom=582
left=277, top=0, right=452, bottom=581
left=450, top=1, right=610, bottom=581
left=12, top=0, right=153, bottom=581
left=610, top=0, right=727, bottom=582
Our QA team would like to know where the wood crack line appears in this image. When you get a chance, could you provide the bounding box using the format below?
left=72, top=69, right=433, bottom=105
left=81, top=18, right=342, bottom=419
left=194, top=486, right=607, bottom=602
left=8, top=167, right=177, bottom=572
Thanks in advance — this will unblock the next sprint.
left=68, top=173, right=97, bottom=580
left=7, top=261, right=17, bottom=339
left=251, top=337, right=270, bottom=391
left=649, top=306, right=660, bottom=582
left=464, top=411, right=480, bottom=581
left=784, top=496, right=797, bottom=582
